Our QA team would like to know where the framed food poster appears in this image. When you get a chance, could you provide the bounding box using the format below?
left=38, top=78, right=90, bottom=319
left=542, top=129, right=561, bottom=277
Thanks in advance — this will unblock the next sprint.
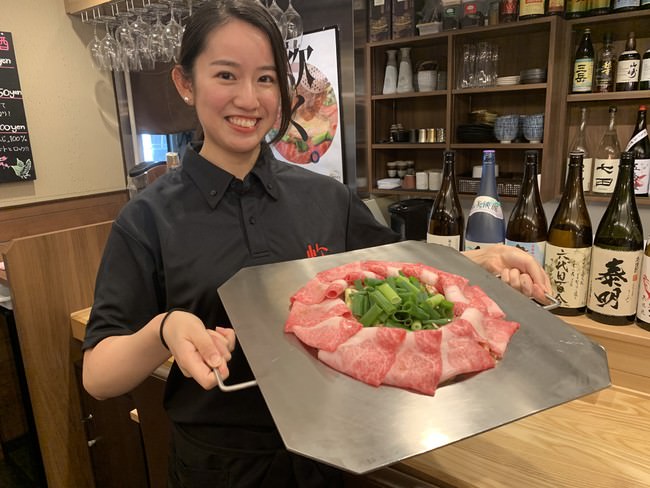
left=269, top=26, right=345, bottom=183
left=0, top=31, right=36, bottom=183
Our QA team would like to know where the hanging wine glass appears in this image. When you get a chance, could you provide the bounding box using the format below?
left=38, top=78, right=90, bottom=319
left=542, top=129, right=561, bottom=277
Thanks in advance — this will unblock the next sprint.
left=99, top=17, right=122, bottom=72
left=163, top=4, right=185, bottom=62
left=148, top=5, right=171, bottom=63
left=86, top=17, right=105, bottom=71
left=280, top=0, right=303, bottom=52
left=115, top=10, right=140, bottom=72
left=267, top=0, right=284, bottom=29
left=130, top=7, right=154, bottom=70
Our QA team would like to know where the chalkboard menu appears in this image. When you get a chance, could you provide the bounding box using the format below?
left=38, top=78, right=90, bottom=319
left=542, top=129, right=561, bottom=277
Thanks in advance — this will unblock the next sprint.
left=0, top=31, right=36, bottom=183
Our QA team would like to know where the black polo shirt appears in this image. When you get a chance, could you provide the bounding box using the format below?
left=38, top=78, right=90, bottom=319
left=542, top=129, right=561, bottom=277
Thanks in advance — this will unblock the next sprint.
left=84, top=143, right=398, bottom=429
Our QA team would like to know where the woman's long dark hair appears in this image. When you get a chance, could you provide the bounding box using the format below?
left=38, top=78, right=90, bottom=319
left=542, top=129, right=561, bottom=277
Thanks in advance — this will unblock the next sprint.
left=176, top=0, right=293, bottom=143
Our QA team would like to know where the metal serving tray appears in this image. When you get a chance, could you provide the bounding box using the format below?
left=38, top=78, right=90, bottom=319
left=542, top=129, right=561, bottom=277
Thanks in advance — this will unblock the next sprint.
left=218, top=241, right=610, bottom=475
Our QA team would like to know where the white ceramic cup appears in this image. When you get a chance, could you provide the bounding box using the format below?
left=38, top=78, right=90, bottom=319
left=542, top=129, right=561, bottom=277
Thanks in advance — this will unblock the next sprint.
left=428, top=171, right=442, bottom=191
left=416, top=171, right=428, bottom=190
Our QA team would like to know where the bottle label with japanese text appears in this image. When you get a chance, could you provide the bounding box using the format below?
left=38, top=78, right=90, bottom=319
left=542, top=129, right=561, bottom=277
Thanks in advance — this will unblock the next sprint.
left=468, top=196, right=503, bottom=219
left=506, top=240, right=546, bottom=266
left=613, top=0, right=640, bottom=9
left=547, top=0, right=565, bottom=12
left=616, top=57, right=641, bottom=84
left=632, top=158, right=650, bottom=195
left=544, top=244, right=592, bottom=308
left=587, top=247, right=642, bottom=316
left=573, top=58, right=594, bottom=92
left=427, top=233, right=461, bottom=251
left=519, top=0, right=545, bottom=16
left=636, top=253, right=650, bottom=322
left=641, top=57, right=650, bottom=84
left=591, top=158, right=619, bottom=194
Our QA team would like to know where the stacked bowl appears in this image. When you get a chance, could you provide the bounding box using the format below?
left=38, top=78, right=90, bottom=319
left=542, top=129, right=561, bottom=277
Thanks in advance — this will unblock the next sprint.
left=494, top=114, right=519, bottom=143
left=522, top=113, right=544, bottom=143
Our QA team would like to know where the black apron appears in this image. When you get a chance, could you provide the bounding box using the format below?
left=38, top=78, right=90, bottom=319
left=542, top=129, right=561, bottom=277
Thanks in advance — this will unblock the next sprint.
left=168, top=423, right=343, bottom=487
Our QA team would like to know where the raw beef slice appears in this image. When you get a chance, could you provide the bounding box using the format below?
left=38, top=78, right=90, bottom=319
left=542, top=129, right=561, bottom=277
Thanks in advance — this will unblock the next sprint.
left=383, top=329, right=443, bottom=395
left=318, top=327, right=406, bottom=386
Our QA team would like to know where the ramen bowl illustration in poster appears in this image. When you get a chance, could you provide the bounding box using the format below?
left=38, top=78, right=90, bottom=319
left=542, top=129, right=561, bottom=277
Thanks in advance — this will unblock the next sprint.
left=269, top=27, right=344, bottom=183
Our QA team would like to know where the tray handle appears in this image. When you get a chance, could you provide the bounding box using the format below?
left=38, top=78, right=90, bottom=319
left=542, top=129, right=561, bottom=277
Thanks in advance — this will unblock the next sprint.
left=213, top=368, right=258, bottom=392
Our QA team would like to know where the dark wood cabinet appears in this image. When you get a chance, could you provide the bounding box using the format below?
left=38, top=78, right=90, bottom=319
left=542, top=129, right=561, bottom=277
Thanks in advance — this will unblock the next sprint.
left=74, top=362, right=150, bottom=488
left=365, top=16, right=568, bottom=203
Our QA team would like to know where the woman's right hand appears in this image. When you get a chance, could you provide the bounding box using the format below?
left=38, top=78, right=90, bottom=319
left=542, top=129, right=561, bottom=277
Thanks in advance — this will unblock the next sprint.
left=161, top=310, right=236, bottom=390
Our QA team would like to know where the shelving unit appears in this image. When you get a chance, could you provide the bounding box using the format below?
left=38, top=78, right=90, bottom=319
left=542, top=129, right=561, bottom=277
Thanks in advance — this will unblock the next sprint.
left=364, top=16, right=569, bottom=202
left=562, top=9, right=650, bottom=203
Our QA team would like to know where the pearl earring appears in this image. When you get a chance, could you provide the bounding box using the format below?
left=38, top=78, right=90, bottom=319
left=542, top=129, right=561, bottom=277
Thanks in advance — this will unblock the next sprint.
left=184, top=96, right=190, bottom=103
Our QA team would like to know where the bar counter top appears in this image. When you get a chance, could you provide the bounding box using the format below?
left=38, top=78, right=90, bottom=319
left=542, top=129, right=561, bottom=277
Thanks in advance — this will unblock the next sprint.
left=70, top=308, right=650, bottom=487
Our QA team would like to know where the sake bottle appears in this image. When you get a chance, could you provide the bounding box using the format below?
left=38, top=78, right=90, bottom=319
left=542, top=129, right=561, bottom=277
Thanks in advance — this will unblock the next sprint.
left=572, top=28, right=594, bottom=94
left=586, top=152, right=644, bottom=325
left=592, top=106, right=621, bottom=195
left=506, top=151, right=547, bottom=265
left=635, top=239, right=650, bottom=330
left=544, top=152, right=593, bottom=316
left=594, top=33, right=616, bottom=93
left=427, top=151, right=465, bottom=251
left=464, top=150, right=505, bottom=250
left=640, top=49, right=650, bottom=90
left=567, top=107, right=593, bottom=191
left=624, top=105, right=650, bottom=196
left=615, top=32, right=640, bottom=92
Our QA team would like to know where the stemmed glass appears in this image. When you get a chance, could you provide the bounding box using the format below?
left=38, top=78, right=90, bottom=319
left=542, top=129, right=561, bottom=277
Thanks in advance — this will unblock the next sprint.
left=267, top=0, right=284, bottom=29
left=99, top=17, right=122, bottom=71
left=115, top=10, right=140, bottom=72
left=164, top=4, right=185, bottom=62
left=130, top=8, right=155, bottom=70
left=280, top=0, right=303, bottom=51
left=86, top=18, right=105, bottom=71
left=148, top=5, right=171, bottom=63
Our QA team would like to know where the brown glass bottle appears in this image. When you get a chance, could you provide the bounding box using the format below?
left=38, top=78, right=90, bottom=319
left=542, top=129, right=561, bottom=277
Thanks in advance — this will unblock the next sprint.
left=427, top=151, right=464, bottom=251
left=547, top=0, right=566, bottom=15
left=615, top=32, right=641, bottom=92
left=586, top=152, right=644, bottom=325
left=624, top=105, right=650, bottom=196
left=572, top=29, right=594, bottom=94
left=505, top=151, right=548, bottom=266
left=565, top=0, right=588, bottom=18
left=544, top=152, right=593, bottom=316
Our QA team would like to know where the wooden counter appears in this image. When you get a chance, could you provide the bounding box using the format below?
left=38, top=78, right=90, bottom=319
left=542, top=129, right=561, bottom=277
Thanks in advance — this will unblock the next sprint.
left=71, top=308, right=650, bottom=488
left=0, top=241, right=10, bottom=286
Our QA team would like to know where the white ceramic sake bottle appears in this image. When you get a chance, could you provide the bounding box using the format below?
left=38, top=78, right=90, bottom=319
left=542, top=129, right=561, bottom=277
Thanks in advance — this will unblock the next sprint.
left=397, top=47, right=414, bottom=93
left=382, top=49, right=398, bottom=95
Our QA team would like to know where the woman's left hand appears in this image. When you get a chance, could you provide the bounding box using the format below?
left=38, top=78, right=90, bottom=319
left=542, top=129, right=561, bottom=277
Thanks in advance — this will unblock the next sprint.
left=463, top=244, right=552, bottom=304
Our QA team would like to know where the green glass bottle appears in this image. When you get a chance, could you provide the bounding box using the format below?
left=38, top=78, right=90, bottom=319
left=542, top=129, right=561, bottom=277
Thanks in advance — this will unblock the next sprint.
left=586, top=152, right=644, bottom=325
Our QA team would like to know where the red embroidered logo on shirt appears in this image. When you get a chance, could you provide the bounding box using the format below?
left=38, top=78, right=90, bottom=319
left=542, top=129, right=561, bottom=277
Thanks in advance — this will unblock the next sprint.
left=306, top=243, right=329, bottom=258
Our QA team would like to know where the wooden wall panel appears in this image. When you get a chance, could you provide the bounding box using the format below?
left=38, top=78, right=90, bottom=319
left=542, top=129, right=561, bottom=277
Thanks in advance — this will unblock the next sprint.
left=0, top=191, right=128, bottom=243
left=5, top=222, right=113, bottom=488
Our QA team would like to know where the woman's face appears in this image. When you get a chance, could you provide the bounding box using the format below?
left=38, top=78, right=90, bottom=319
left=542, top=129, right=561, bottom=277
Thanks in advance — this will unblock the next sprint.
left=181, top=19, right=281, bottom=164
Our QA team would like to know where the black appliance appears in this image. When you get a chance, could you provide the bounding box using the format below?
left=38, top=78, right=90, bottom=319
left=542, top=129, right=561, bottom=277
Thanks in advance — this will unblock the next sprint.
left=388, top=198, right=434, bottom=241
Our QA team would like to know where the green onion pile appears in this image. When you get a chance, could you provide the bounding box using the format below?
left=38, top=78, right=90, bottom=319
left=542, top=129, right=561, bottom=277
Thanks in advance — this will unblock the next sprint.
left=345, top=274, right=454, bottom=331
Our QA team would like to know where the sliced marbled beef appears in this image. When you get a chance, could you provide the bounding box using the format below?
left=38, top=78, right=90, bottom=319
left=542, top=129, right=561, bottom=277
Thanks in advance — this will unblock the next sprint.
left=318, top=327, right=406, bottom=387
left=286, top=260, right=518, bottom=396
left=439, top=319, right=495, bottom=383
left=383, top=329, right=443, bottom=395
left=284, top=298, right=352, bottom=332
left=459, top=308, right=519, bottom=358
left=291, top=316, right=363, bottom=352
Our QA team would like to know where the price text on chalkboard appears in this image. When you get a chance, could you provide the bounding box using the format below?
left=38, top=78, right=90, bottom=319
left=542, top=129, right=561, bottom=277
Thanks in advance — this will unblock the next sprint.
left=0, top=31, right=36, bottom=183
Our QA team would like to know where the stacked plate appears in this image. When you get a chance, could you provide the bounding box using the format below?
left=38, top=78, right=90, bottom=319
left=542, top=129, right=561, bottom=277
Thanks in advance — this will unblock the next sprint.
left=520, top=68, right=547, bottom=84
left=456, top=123, right=497, bottom=144
left=496, top=75, right=520, bottom=86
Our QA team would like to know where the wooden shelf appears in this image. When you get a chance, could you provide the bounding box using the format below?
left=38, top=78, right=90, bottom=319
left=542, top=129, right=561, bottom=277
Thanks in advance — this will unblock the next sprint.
left=567, top=90, right=650, bottom=103
left=452, top=83, right=547, bottom=95
left=372, top=143, right=446, bottom=149
left=371, top=90, right=447, bottom=100
left=450, top=142, right=544, bottom=149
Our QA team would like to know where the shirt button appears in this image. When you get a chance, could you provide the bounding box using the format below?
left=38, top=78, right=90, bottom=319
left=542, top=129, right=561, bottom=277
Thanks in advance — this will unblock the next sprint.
left=249, top=216, right=256, bottom=225
left=210, top=190, right=217, bottom=196
left=267, top=183, right=273, bottom=190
